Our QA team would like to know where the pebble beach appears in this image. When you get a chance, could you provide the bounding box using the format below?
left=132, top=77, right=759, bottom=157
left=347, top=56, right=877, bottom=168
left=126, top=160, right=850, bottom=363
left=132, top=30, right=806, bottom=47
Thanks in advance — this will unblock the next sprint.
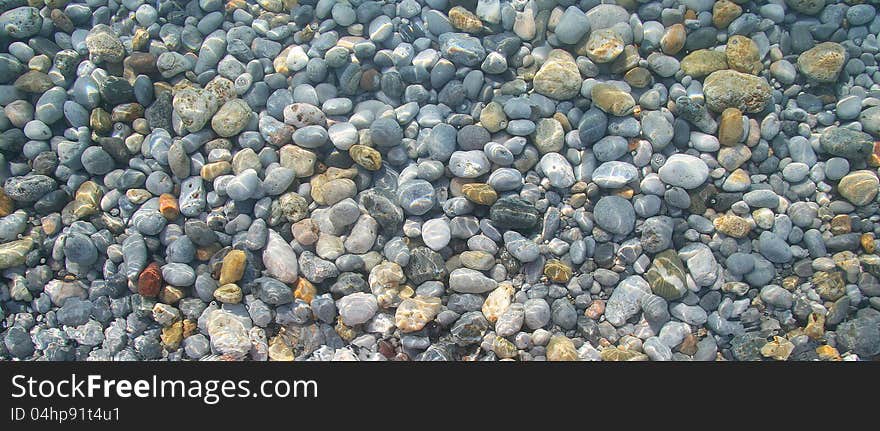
left=1, top=0, right=879, bottom=361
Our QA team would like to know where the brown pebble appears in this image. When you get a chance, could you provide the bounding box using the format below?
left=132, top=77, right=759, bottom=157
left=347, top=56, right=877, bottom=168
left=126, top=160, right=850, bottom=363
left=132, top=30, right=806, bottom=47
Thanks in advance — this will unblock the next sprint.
left=0, top=189, right=13, bottom=217
left=713, top=0, right=742, bottom=29
left=746, top=118, right=761, bottom=147
left=200, top=161, right=232, bottom=181
left=660, top=24, right=686, bottom=55
left=713, top=214, right=751, bottom=238
left=718, top=107, right=744, bottom=146
left=131, top=28, right=150, bottom=51
left=14, top=70, right=53, bottom=93
left=552, top=112, right=571, bottom=132
left=335, top=321, right=357, bottom=342
left=90, top=108, right=112, bottom=133
left=41, top=215, right=60, bottom=235
left=125, top=52, right=159, bottom=75
left=378, top=340, right=396, bottom=359
left=861, top=233, right=876, bottom=254
left=50, top=9, right=75, bottom=33
left=137, top=262, right=162, bottom=297
left=544, top=259, right=572, bottom=283
left=805, top=312, right=825, bottom=340
left=349, top=144, right=382, bottom=171
left=360, top=68, right=379, bottom=91
left=292, top=219, right=320, bottom=246
left=782, top=276, right=800, bottom=291
left=624, top=67, right=653, bottom=88
left=448, top=177, right=476, bottom=197
left=830, top=214, right=852, bottom=235
left=126, top=189, right=151, bottom=205
left=612, top=187, right=635, bottom=199
left=813, top=271, right=845, bottom=301
left=196, top=244, right=221, bottom=261
left=571, top=181, right=589, bottom=193
left=158, top=193, right=179, bottom=220
left=461, top=183, right=498, bottom=205
left=678, top=334, right=699, bottom=356
left=546, top=335, right=579, bottom=361
left=268, top=335, right=294, bottom=361
left=449, top=6, right=484, bottom=34
left=159, top=285, right=186, bottom=304
left=161, top=321, right=184, bottom=350
left=584, top=300, right=605, bottom=320
left=816, top=345, right=841, bottom=361
left=214, top=283, right=243, bottom=304
left=726, top=35, right=762, bottom=75
left=294, top=277, right=316, bottom=303
left=182, top=319, right=198, bottom=338
left=219, top=249, right=246, bottom=285
left=870, top=141, right=880, bottom=167
left=111, top=103, right=145, bottom=123
left=838, top=170, right=879, bottom=206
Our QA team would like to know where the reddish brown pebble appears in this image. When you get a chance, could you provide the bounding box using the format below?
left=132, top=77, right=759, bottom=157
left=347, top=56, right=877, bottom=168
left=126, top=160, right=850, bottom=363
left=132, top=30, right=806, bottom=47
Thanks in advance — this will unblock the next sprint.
left=360, top=68, right=380, bottom=91
left=378, top=340, right=396, bottom=359
left=584, top=300, right=605, bottom=320
left=0, top=189, right=13, bottom=217
left=138, top=262, right=162, bottom=297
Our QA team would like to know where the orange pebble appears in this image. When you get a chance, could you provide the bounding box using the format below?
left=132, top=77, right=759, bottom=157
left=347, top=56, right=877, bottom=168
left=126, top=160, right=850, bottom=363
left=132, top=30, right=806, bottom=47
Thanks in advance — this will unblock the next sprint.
left=159, top=193, right=179, bottom=220
left=138, top=262, right=162, bottom=297
left=0, top=189, right=13, bottom=217
left=294, top=277, right=316, bottom=303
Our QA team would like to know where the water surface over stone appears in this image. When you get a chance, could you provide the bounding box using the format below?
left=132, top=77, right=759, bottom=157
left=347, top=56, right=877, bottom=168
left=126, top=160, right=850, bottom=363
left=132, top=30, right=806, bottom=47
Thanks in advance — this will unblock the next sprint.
left=0, top=0, right=877, bottom=363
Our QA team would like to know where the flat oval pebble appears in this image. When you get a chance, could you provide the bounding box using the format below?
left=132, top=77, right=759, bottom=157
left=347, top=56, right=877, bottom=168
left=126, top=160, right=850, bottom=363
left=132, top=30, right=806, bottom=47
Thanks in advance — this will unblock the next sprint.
left=594, top=196, right=636, bottom=235
left=658, top=154, right=709, bottom=189
left=421, top=218, right=451, bottom=251
left=592, top=161, right=639, bottom=188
